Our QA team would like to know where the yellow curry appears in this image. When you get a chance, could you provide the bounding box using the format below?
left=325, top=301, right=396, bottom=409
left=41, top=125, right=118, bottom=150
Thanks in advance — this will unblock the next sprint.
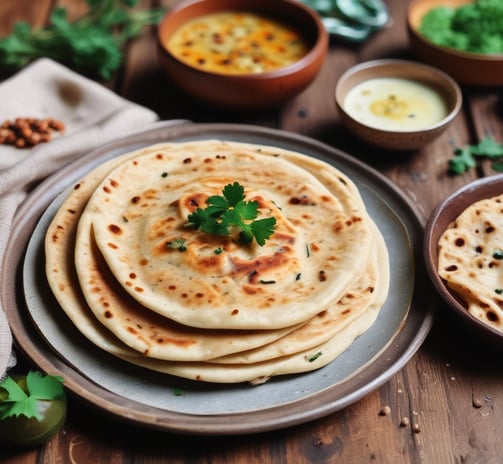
left=166, top=11, right=310, bottom=75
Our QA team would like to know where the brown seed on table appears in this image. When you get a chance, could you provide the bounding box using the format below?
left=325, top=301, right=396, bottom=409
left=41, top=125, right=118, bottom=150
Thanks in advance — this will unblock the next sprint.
left=379, top=406, right=391, bottom=416
left=27, top=133, right=41, bottom=145
left=400, top=417, right=410, bottom=427
left=20, top=126, right=32, bottom=138
left=15, top=138, right=26, bottom=148
left=49, top=119, right=65, bottom=132
left=472, top=397, right=483, bottom=408
left=6, top=131, right=16, bottom=144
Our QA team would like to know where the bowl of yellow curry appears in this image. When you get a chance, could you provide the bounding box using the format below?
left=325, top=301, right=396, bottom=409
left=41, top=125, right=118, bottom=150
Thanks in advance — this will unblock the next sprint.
left=157, top=0, right=328, bottom=110
left=407, top=0, right=503, bottom=87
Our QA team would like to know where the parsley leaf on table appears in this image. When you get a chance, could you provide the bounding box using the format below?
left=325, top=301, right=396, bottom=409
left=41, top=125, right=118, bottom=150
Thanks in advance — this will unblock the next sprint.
left=0, top=371, right=64, bottom=421
left=448, top=136, right=503, bottom=174
left=0, top=0, right=165, bottom=79
left=470, top=136, right=503, bottom=158
left=186, top=182, right=277, bottom=246
left=449, top=145, right=477, bottom=175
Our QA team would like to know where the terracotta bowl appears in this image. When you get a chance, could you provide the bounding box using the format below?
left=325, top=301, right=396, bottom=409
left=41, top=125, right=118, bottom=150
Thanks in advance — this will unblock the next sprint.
left=157, top=0, right=328, bottom=110
left=334, top=59, right=462, bottom=151
left=407, top=0, right=503, bottom=87
left=424, top=175, right=503, bottom=348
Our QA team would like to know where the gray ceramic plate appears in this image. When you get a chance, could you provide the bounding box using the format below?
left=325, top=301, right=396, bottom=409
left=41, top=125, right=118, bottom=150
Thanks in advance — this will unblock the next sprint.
left=3, top=122, right=434, bottom=435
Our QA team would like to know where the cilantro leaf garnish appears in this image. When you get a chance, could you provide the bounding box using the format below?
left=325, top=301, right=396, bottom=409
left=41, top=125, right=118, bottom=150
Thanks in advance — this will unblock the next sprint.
left=449, top=136, right=503, bottom=174
left=0, top=371, right=64, bottom=421
left=471, top=137, right=503, bottom=158
left=186, top=182, right=276, bottom=246
left=449, top=146, right=476, bottom=175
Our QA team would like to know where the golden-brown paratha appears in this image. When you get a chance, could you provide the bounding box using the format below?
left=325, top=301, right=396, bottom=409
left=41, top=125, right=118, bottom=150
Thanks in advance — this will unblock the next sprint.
left=102, top=224, right=388, bottom=384
left=438, top=193, right=503, bottom=332
left=47, top=143, right=302, bottom=362
left=209, top=222, right=387, bottom=364
left=82, top=141, right=373, bottom=330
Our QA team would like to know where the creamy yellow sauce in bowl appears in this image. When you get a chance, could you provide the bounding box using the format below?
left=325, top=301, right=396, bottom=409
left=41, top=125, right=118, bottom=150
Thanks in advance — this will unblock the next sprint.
left=343, top=77, right=449, bottom=132
left=334, top=59, right=462, bottom=150
left=165, top=11, right=310, bottom=75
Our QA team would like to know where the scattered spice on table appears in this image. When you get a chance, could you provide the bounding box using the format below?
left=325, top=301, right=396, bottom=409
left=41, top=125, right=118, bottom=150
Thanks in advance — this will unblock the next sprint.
left=379, top=405, right=391, bottom=416
left=400, top=417, right=410, bottom=427
left=472, top=396, right=483, bottom=408
left=0, top=117, right=65, bottom=149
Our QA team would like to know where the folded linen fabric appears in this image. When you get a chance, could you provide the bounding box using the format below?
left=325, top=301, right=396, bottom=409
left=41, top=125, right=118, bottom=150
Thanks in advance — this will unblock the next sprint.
left=0, top=58, right=160, bottom=380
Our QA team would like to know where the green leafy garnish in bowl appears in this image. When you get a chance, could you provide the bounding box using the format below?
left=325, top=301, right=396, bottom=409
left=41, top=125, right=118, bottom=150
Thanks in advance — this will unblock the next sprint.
left=419, top=0, right=503, bottom=55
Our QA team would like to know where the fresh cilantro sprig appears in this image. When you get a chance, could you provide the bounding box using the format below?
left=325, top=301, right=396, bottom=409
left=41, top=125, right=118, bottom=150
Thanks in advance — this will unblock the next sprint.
left=449, top=136, right=503, bottom=174
left=0, top=371, right=64, bottom=421
left=186, top=182, right=276, bottom=246
left=0, top=0, right=165, bottom=79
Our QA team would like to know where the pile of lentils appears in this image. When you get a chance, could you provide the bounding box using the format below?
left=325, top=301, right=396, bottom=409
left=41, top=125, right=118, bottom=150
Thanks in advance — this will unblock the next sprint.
left=0, top=117, right=65, bottom=148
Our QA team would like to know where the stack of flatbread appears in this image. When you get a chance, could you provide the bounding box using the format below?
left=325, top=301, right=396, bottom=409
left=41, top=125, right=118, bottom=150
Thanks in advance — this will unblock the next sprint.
left=45, top=140, right=389, bottom=384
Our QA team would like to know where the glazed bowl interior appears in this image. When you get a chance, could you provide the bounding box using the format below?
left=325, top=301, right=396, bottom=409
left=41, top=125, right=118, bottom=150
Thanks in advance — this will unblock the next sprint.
left=334, top=59, right=462, bottom=151
left=424, top=175, right=503, bottom=347
left=407, top=0, right=503, bottom=87
left=157, top=0, right=328, bottom=110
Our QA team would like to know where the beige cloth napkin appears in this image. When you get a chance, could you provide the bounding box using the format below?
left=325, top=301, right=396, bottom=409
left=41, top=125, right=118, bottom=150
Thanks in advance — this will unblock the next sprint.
left=0, top=58, right=160, bottom=380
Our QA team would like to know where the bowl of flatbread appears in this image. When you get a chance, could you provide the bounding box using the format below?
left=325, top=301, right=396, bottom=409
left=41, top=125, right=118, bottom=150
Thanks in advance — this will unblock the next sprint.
left=424, top=174, right=503, bottom=346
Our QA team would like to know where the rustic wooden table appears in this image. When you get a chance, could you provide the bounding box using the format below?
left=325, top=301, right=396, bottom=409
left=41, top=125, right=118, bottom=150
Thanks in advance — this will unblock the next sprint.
left=1, top=1, right=502, bottom=463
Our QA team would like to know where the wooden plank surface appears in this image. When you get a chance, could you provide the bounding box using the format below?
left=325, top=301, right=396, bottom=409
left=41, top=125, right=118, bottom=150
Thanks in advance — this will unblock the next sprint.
left=1, top=1, right=503, bottom=463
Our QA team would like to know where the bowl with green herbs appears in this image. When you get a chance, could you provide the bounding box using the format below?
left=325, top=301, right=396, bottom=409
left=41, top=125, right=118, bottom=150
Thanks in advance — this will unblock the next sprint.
left=407, top=0, right=503, bottom=87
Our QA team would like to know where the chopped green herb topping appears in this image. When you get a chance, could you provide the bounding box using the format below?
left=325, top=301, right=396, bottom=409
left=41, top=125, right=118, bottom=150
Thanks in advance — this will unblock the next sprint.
left=493, top=250, right=503, bottom=260
left=495, top=288, right=503, bottom=295
left=186, top=182, right=276, bottom=246
left=166, top=238, right=187, bottom=252
left=306, top=351, right=322, bottom=362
